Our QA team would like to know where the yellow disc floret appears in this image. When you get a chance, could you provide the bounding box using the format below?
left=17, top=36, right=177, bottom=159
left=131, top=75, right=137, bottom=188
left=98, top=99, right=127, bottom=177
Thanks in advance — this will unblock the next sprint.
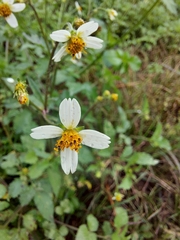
left=0, top=3, right=11, bottom=17
left=67, top=36, right=85, bottom=57
left=17, top=92, right=29, bottom=105
left=54, top=129, right=82, bottom=152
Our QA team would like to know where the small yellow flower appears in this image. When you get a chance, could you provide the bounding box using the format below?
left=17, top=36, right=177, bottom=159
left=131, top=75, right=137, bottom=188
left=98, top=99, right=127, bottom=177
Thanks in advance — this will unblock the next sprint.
left=14, top=80, right=29, bottom=105
left=17, top=92, right=29, bottom=105
left=112, top=192, right=124, bottom=202
left=103, top=90, right=111, bottom=97
left=96, top=96, right=103, bottom=101
left=111, top=93, right=118, bottom=102
left=107, top=9, right=118, bottom=21
left=74, top=18, right=85, bottom=28
left=21, top=167, right=29, bottom=175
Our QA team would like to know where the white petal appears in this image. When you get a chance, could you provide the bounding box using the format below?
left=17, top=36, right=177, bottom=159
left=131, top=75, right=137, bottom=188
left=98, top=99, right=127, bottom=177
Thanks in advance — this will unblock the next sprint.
left=75, top=51, right=82, bottom=59
left=5, top=13, right=18, bottom=28
left=61, top=148, right=78, bottom=174
left=59, top=98, right=81, bottom=129
left=79, top=129, right=110, bottom=149
left=85, top=36, right=103, bottom=49
left=52, top=45, right=67, bottom=62
left=3, top=0, right=14, bottom=4
left=30, top=125, right=63, bottom=139
left=77, top=21, right=98, bottom=37
left=11, top=3, right=25, bottom=12
left=50, top=30, right=70, bottom=42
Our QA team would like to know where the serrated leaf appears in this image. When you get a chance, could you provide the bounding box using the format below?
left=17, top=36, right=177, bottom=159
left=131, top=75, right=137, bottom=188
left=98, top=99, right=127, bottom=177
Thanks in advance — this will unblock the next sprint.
left=0, top=184, right=6, bottom=198
left=127, top=152, right=159, bottom=166
left=34, top=191, right=54, bottom=221
left=8, top=178, right=24, bottom=198
left=28, top=159, right=50, bottom=179
left=102, top=221, right=112, bottom=236
left=117, top=107, right=131, bottom=133
left=121, top=146, right=133, bottom=159
left=87, top=214, right=99, bottom=232
left=47, top=162, right=62, bottom=197
left=0, top=201, right=9, bottom=211
left=119, top=176, right=133, bottom=190
left=22, top=151, right=38, bottom=164
left=23, top=214, right=37, bottom=231
left=19, top=186, right=35, bottom=206
left=162, top=0, right=177, bottom=15
left=75, top=224, right=97, bottom=240
left=114, top=207, right=128, bottom=228
left=0, top=229, right=10, bottom=240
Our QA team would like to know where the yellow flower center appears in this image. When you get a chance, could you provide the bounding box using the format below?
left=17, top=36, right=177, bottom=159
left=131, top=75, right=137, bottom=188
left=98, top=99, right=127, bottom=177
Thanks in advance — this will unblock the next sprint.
left=17, top=93, right=29, bottom=105
left=66, top=36, right=85, bottom=57
left=0, top=3, right=11, bottom=17
left=54, top=129, right=82, bottom=152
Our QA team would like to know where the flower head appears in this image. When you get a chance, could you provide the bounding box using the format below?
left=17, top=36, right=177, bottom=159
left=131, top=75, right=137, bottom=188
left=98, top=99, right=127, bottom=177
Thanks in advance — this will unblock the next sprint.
left=50, top=21, right=103, bottom=62
left=0, top=0, right=25, bottom=28
left=75, top=1, right=82, bottom=16
left=13, top=80, right=29, bottom=105
left=30, top=98, right=110, bottom=174
left=112, top=192, right=124, bottom=202
left=107, top=9, right=118, bottom=21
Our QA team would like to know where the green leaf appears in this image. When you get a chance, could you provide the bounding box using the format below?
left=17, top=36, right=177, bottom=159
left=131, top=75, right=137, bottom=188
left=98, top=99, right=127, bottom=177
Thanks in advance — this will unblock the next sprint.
left=103, top=49, right=122, bottom=67
left=34, top=191, right=54, bottom=221
left=59, top=225, right=69, bottom=237
left=75, top=224, right=97, bottom=240
left=114, top=207, right=128, bottom=228
left=27, top=77, right=44, bottom=103
left=23, top=213, right=37, bottom=231
left=150, top=122, right=171, bottom=150
left=121, top=146, right=133, bottom=159
left=128, top=152, right=159, bottom=166
left=119, top=176, right=133, bottom=190
left=0, top=229, right=10, bottom=240
left=1, top=151, right=18, bottom=169
left=8, top=178, right=24, bottom=198
left=0, top=184, right=6, bottom=198
left=0, top=201, right=9, bottom=211
left=79, top=147, right=94, bottom=164
left=47, top=162, right=62, bottom=197
left=117, top=107, right=131, bottom=133
left=21, top=151, right=38, bottom=164
left=19, top=186, right=35, bottom=206
left=66, top=82, right=93, bottom=96
left=102, top=221, right=112, bottom=235
left=150, top=122, right=162, bottom=142
left=28, top=159, right=50, bottom=179
left=87, top=214, right=99, bottom=232
left=162, top=0, right=177, bottom=15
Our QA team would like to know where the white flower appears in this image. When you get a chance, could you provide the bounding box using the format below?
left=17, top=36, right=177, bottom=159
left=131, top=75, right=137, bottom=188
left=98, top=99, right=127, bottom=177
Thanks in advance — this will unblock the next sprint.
left=0, top=0, right=25, bottom=28
left=50, top=21, right=103, bottom=62
left=107, top=9, right=118, bottom=21
left=30, top=98, right=110, bottom=175
left=75, top=1, right=82, bottom=15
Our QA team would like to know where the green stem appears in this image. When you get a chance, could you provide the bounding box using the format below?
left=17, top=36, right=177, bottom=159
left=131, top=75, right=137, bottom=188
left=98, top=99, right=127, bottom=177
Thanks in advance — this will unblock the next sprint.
left=28, top=0, right=50, bottom=54
left=44, top=42, right=58, bottom=111
left=82, top=102, right=98, bottom=120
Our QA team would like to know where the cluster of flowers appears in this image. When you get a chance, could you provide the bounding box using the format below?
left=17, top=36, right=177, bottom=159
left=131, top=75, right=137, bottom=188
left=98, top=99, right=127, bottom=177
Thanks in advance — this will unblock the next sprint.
left=1, top=1, right=119, bottom=175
